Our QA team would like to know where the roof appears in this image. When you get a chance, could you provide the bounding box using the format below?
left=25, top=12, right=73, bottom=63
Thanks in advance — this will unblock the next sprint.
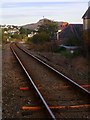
left=58, top=24, right=83, bottom=39
left=59, top=45, right=80, bottom=50
left=82, top=6, right=90, bottom=19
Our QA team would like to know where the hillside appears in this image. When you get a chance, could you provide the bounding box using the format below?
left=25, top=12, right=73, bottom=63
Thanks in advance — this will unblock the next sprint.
left=21, top=18, right=68, bottom=30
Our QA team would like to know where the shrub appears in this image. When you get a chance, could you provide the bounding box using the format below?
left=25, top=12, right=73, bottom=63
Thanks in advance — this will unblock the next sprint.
left=31, top=32, right=49, bottom=44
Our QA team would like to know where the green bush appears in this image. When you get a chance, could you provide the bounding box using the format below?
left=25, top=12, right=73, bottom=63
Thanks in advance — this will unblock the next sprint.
left=31, top=32, right=49, bottom=44
left=38, top=20, right=58, bottom=40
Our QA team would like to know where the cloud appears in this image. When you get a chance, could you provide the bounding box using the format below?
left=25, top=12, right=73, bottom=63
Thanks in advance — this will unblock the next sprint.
left=2, top=1, right=88, bottom=9
left=1, top=0, right=89, bottom=2
left=1, top=0, right=88, bottom=25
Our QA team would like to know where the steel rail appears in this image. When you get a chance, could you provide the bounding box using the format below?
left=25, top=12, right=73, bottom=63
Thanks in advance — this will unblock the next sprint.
left=16, top=43, right=90, bottom=96
left=10, top=44, right=56, bottom=120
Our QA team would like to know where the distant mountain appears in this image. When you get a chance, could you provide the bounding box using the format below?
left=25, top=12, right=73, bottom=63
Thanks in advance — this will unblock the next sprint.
left=21, top=18, right=68, bottom=30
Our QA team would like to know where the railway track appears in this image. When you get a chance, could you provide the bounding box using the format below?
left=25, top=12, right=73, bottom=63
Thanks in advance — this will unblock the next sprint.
left=10, top=42, right=90, bottom=119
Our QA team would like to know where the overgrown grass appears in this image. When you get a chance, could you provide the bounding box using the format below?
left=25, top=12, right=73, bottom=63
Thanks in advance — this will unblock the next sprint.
left=60, top=50, right=74, bottom=58
left=54, top=47, right=83, bottom=58
left=27, top=41, right=83, bottom=58
left=27, top=42, right=55, bottom=52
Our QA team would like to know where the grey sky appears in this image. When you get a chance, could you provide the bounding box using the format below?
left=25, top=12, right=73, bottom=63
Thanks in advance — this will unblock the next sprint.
left=0, top=0, right=89, bottom=25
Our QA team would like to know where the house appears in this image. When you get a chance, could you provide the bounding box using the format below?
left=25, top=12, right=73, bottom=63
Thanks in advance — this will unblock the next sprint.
left=8, top=29, right=19, bottom=35
left=57, top=22, right=69, bottom=40
left=82, top=6, right=90, bottom=30
left=56, top=24, right=83, bottom=53
left=28, top=32, right=37, bottom=38
left=57, top=24, right=83, bottom=44
left=82, top=6, right=90, bottom=52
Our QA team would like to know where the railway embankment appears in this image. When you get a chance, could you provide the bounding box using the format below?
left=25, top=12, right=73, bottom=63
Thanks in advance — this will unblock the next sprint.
left=23, top=43, right=89, bottom=87
left=2, top=43, right=90, bottom=119
left=2, top=43, right=49, bottom=118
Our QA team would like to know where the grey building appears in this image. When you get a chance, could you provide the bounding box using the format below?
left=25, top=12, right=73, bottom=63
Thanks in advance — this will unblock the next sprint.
left=82, top=6, right=90, bottom=53
left=82, top=6, right=90, bottom=30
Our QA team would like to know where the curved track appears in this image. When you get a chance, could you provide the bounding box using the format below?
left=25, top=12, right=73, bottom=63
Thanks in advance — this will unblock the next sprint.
left=10, top=42, right=90, bottom=119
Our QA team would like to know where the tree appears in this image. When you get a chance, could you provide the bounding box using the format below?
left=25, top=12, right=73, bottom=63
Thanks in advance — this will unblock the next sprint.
left=19, top=27, right=27, bottom=35
left=38, top=20, right=58, bottom=40
left=11, top=33, right=22, bottom=39
left=19, top=27, right=32, bottom=35
left=31, top=32, right=49, bottom=44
